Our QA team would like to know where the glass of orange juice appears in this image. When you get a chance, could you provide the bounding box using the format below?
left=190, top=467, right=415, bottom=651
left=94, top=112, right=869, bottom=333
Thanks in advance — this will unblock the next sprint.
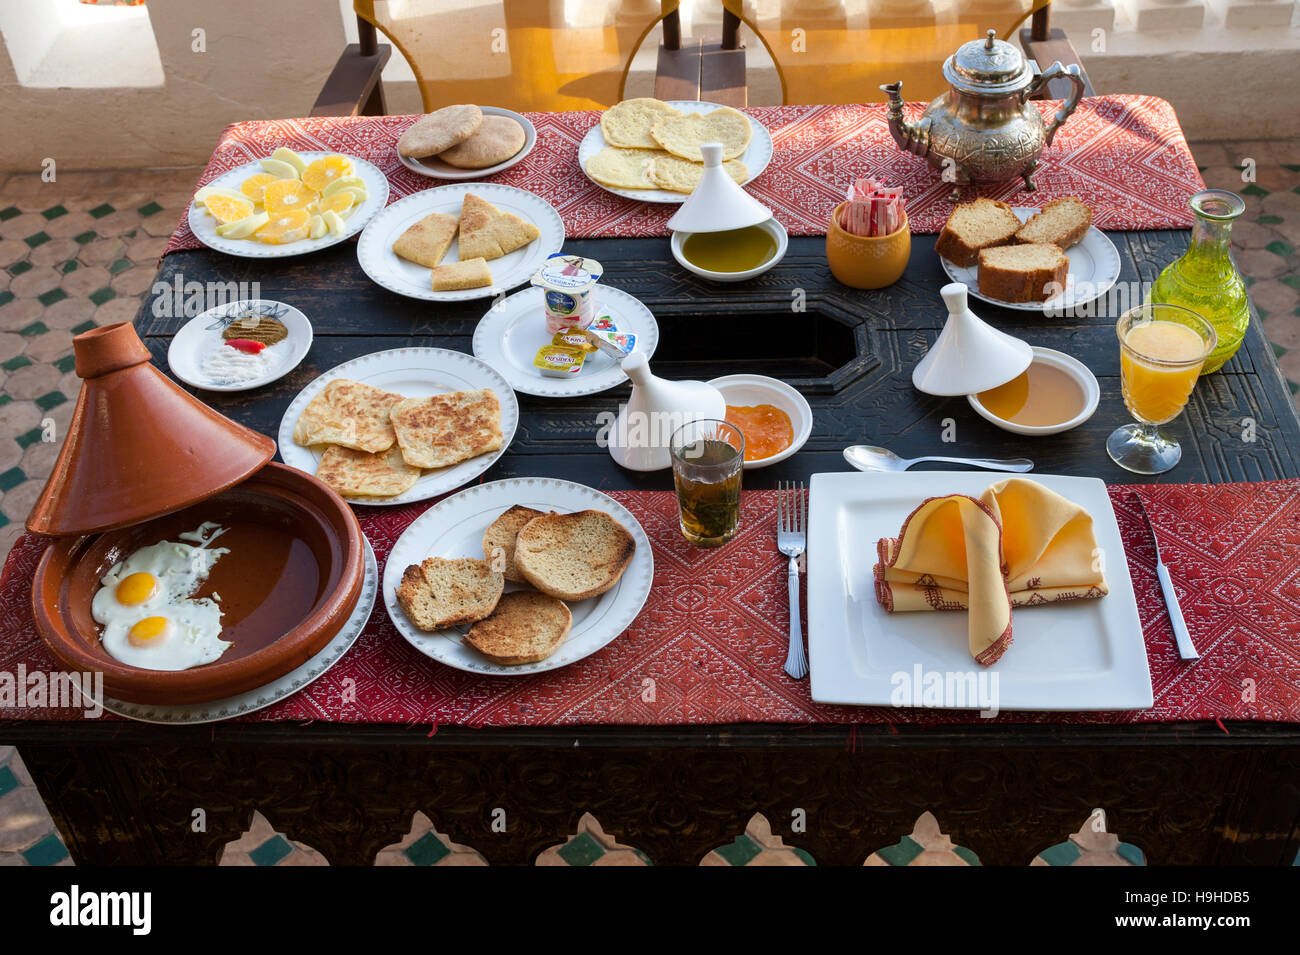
left=1108, top=303, right=1216, bottom=474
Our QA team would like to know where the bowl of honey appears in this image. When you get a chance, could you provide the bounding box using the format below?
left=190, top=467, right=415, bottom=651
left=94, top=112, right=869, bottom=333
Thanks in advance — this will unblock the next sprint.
left=671, top=218, right=788, bottom=283
left=708, top=373, right=813, bottom=468
left=967, top=346, right=1099, bottom=436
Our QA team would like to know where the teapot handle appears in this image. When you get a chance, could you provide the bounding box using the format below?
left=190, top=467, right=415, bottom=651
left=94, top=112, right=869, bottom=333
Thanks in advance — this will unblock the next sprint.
left=1024, top=61, right=1085, bottom=147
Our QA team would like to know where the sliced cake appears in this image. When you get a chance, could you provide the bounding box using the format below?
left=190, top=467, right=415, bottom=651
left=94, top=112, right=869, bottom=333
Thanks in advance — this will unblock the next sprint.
left=935, top=198, right=1022, bottom=268
left=1015, top=197, right=1092, bottom=250
left=977, top=243, right=1069, bottom=304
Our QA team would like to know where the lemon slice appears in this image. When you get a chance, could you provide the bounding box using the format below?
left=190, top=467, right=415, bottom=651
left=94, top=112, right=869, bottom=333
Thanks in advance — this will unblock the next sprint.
left=272, top=147, right=308, bottom=175
left=308, top=214, right=328, bottom=239
left=194, top=186, right=249, bottom=208
left=322, top=175, right=366, bottom=197
left=217, top=211, right=269, bottom=239
left=323, top=210, right=347, bottom=236
left=260, top=158, right=300, bottom=180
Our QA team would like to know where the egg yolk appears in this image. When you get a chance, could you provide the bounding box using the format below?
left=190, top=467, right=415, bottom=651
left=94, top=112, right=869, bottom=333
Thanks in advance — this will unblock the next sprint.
left=116, top=572, right=157, bottom=606
left=128, top=616, right=170, bottom=646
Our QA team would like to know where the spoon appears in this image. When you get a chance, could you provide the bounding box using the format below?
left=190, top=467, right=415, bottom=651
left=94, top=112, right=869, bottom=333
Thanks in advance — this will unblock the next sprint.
left=844, top=445, right=1033, bottom=473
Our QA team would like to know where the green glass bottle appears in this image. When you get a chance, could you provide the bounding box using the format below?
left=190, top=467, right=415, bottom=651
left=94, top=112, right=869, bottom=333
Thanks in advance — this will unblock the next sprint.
left=1147, top=189, right=1250, bottom=374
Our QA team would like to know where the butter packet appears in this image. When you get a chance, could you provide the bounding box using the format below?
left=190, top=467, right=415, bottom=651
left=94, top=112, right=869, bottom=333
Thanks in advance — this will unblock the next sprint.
left=582, top=315, right=637, bottom=359
left=533, top=344, right=586, bottom=377
left=551, top=330, right=598, bottom=354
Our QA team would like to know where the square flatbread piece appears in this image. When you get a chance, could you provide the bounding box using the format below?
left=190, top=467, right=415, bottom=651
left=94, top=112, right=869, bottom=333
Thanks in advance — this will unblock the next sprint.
left=431, top=257, right=491, bottom=291
left=391, top=388, right=503, bottom=469
left=457, top=193, right=540, bottom=262
left=316, top=445, right=421, bottom=498
left=392, top=212, right=458, bottom=268
left=292, top=379, right=403, bottom=453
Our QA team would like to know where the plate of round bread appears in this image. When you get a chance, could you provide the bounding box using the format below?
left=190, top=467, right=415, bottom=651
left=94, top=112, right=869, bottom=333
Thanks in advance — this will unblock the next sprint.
left=396, top=105, right=538, bottom=181
left=937, top=198, right=1120, bottom=313
left=384, top=478, right=654, bottom=674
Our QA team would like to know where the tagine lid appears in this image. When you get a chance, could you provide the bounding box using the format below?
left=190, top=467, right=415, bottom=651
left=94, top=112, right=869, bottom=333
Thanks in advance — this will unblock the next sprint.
left=666, top=143, right=772, bottom=234
left=26, top=322, right=277, bottom=537
left=912, top=283, right=1033, bottom=396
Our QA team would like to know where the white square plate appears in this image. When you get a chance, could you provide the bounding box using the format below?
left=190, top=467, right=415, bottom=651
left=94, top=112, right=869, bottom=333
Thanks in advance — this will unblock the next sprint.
left=807, top=471, right=1152, bottom=712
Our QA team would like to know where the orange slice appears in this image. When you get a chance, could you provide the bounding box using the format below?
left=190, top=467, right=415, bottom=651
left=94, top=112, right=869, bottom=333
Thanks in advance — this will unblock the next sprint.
left=240, top=173, right=278, bottom=203
left=311, top=192, right=355, bottom=217
left=301, top=155, right=352, bottom=192
left=263, top=179, right=318, bottom=215
left=205, top=194, right=255, bottom=224
left=255, top=209, right=311, bottom=245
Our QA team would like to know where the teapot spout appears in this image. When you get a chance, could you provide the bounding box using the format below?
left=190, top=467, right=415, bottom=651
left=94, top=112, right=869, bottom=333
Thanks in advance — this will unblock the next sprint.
left=879, top=82, right=929, bottom=159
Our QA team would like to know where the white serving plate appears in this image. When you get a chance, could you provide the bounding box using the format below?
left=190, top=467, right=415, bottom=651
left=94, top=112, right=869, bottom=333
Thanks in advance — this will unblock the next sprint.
left=356, top=182, right=564, bottom=302
left=940, top=207, right=1121, bottom=314
left=167, top=299, right=312, bottom=393
left=577, top=100, right=774, bottom=204
left=472, top=286, right=658, bottom=398
left=384, top=478, right=654, bottom=675
left=101, top=540, right=377, bottom=724
left=187, top=151, right=388, bottom=258
left=706, top=374, right=812, bottom=469
left=807, top=471, right=1152, bottom=712
left=397, top=106, right=537, bottom=180
left=277, top=347, right=519, bottom=507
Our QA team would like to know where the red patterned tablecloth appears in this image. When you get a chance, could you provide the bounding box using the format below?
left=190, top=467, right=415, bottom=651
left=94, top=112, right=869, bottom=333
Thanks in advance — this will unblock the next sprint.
left=163, top=95, right=1202, bottom=255
left=2, top=481, right=1297, bottom=727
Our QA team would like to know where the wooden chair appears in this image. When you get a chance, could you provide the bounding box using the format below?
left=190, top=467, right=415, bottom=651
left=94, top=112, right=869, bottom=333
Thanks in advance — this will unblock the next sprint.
left=313, top=0, right=698, bottom=116
left=707, top=0, right=1093, bottom=107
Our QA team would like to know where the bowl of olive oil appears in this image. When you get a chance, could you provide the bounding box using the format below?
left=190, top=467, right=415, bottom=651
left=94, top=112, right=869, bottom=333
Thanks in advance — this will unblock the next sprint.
left=671, top=217, right=788, bottom=283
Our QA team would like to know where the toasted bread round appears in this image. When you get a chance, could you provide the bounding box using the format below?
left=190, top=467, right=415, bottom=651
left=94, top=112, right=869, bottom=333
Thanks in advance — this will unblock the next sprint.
left=482, top=505, right=544, bottom=583
left=464, top=590, right=572, bottom=664
left=514, top=509, right=636, bottom=601
left=396, top=556, right=503, bottom=631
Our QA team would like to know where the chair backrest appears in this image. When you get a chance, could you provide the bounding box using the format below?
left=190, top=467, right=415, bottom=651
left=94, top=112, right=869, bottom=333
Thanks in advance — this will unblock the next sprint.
left=722, top=0, right=1052, bottom=105
left=356, top=0, right=680, bottom=112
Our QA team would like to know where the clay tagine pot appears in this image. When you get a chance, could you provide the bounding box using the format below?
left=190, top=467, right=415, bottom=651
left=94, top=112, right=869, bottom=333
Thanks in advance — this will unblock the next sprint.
left=26, top=322, right=276, bottom=537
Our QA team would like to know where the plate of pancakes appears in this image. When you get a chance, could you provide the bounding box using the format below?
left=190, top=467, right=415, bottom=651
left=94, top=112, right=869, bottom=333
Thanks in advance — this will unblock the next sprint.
left=357, top=182, right=564, bottom=302
left=384, top=477, right=654, bottom=675
left=278, top=347, right=519, bottom=506
left=578, top=97, right=774, bottom=204
left=396, top=104, right=537, bottom=180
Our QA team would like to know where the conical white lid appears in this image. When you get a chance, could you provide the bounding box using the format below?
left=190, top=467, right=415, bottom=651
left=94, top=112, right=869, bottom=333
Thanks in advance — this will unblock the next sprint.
left=912, top=284, right=1034, bottom=396
left=666, top=143, right=772, bottom=234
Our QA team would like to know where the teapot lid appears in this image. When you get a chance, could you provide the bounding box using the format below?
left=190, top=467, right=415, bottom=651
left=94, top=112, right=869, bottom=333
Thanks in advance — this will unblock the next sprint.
left=944, top=29, right=1032, bottom=96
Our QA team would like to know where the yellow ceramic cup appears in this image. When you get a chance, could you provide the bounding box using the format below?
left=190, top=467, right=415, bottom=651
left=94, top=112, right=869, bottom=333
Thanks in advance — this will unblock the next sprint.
left=826, top=202, right=911, bottom=290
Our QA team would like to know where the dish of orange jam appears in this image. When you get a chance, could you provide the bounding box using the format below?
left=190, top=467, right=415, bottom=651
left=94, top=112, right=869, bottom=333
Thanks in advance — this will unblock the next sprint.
left=725, top=404, right=794, bottom=462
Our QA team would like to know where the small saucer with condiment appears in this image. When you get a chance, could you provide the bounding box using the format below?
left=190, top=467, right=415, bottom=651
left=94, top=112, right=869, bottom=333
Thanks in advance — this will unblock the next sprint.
left=672, top=218, right=788, bottom=283
left=168, top=299, right=312, bottom=393
left=707, top=373, right=812, bottom=468
left=967, top=346, right=1099, bottom=436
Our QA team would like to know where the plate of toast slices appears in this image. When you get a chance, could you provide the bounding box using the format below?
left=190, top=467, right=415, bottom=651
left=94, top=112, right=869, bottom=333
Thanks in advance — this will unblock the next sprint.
left=278, top=347, right=519, bottom=506
left=936, top=197, right=1120, bottom=313
left=384, top=478, right=654, bottom=674
left=356, top=183, right=563, bottom=301
left=578, top=97, right=773, bottom=203
left=396, top=105, right=537, bottom=180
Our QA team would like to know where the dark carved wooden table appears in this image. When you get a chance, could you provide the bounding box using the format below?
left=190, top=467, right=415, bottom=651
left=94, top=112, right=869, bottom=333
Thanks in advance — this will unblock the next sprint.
left=8, top=232, right=1300, bottom=866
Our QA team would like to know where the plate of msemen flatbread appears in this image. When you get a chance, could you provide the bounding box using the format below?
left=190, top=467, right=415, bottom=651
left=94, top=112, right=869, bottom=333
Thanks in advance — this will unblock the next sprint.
left=397, top=106, right=538, bottom=181
left=383, top=477, right=654, bottom=675
left=277, top=347, right=519, bottom=506
left=357, top=182, right=563, bottom=301
left=472, top=285, right=659, bottom=398
left=577, top=99, right=774, bottom=204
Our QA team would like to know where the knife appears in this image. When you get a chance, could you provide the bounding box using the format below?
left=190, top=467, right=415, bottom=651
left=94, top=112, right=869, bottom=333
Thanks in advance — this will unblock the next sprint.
left=1135, top=496, right=1199, bottom=661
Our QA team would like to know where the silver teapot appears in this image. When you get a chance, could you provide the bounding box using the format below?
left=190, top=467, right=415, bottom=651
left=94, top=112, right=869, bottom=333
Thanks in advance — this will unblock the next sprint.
left=881, top=30, right=1085, bottom=199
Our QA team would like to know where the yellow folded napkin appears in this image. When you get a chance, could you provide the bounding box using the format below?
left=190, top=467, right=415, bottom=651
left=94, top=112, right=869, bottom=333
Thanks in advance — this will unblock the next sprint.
left=874, top=478, right=1108, bottom=666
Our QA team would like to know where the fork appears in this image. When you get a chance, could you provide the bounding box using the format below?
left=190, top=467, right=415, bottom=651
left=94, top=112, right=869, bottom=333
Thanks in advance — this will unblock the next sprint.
left=777, top=481, right=809, bottom=680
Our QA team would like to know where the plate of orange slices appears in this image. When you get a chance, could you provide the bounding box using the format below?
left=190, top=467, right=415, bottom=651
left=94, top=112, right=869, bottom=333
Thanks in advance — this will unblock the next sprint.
left=187, top=147, right=389, bottom=258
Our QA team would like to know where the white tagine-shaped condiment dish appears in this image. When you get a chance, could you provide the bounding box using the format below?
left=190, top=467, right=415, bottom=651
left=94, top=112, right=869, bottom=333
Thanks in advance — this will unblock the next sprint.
left=607, top=352, right=726, bottom=471
left=912, top=283, right=1034, bottom=396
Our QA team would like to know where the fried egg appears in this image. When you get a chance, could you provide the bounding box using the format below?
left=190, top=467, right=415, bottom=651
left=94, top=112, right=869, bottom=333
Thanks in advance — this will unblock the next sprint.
left=91, top=522, right=232, bottom=671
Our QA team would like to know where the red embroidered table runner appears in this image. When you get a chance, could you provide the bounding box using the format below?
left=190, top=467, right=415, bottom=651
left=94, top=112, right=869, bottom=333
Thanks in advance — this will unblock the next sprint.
left=163, top=94, right=1202, bottom=255
left=3, top=481, right=1296, bottom=726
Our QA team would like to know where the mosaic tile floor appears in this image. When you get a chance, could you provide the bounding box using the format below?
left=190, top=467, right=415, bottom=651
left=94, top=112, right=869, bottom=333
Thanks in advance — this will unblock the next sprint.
left=0, top=144, right=1296, bottom=864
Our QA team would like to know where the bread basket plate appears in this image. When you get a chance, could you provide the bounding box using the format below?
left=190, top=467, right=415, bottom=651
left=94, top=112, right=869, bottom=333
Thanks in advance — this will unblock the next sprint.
left=397, top=106, right=537, bottom=180
left=939, top=207, right=1121, bottom=314
left=384, top=478, right=654, bottom=675
left=187, top=152, right=389, bottom=259
left=577, top=101, right=774, bottom=204
left=277, top=347, right=519, bottom=507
